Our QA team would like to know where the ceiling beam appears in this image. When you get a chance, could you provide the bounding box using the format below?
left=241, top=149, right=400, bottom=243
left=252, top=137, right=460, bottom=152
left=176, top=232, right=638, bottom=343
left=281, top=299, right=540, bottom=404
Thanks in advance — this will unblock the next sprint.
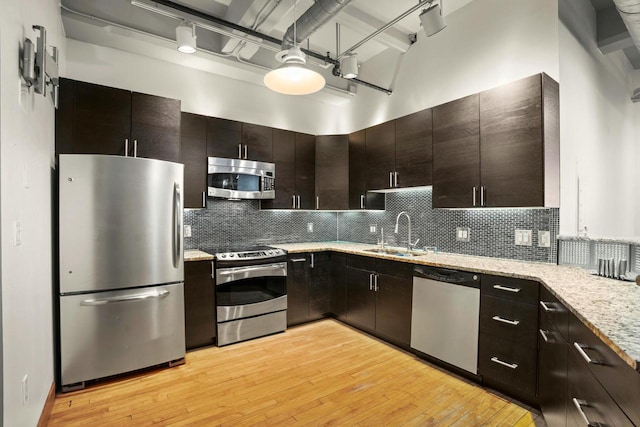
left=597, top=5, right=635, bottom=53
left=336, top=5, right=412, bottom=53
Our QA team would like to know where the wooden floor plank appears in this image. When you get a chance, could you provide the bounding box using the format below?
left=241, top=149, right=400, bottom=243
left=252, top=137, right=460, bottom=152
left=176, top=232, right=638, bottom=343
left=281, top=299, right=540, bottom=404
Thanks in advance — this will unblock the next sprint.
left=47, top=320, right=539, bottom=426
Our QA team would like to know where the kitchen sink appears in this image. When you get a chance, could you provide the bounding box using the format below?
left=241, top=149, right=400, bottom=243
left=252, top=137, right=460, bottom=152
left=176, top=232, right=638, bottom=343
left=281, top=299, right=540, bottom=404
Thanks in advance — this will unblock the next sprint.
left=363, top=248, right=423, bottom=258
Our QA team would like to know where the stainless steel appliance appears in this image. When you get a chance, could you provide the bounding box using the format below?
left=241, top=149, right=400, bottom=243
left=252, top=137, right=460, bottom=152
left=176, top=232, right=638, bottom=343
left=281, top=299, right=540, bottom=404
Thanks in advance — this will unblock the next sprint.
left=411, top=266, right=480, bottom=374
left=58, top=154, right=185, bottom=391
left=214, top=246, right=287, bottom=346
left=207, top=157, right=275, bottom=200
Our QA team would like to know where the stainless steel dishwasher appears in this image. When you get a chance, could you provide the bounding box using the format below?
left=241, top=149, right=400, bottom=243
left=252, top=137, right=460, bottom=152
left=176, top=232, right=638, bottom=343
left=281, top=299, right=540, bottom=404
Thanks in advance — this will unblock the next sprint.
left=411, top=266, right=480, bottom=374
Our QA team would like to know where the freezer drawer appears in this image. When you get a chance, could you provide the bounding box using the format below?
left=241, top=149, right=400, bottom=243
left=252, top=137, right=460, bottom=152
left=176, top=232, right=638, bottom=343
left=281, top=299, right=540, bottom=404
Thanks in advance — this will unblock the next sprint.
left=60, top=283, right=185, bottom=388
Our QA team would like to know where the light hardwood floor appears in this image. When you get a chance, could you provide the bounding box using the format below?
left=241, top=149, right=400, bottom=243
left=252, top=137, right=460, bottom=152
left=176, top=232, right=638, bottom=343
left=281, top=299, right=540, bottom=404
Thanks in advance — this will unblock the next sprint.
left=48, top=320, right=545, bottom=426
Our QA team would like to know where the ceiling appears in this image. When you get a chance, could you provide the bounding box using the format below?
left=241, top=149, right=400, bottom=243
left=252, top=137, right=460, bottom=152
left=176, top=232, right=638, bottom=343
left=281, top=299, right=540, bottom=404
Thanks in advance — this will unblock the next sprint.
left=60, top=0, right=473, bottom=99
left=60, top=0, right=640, bottom=100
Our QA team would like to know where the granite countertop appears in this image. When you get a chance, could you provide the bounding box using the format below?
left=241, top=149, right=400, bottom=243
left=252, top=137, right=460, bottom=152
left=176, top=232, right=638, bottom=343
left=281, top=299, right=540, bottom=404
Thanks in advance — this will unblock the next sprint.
left=271, top=242, right=640, bottom=372
left=185, top=241, right=640, bottom=372
left=184, top=249, right=215, bottom=261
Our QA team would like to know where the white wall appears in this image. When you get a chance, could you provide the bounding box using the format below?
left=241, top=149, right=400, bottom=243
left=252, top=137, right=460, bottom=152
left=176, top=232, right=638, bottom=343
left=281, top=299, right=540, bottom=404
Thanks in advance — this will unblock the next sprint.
left=559, top=0, right=640, bottom=238
left=64, top=39, right=347, bottom=136
left=0, top=0, right=64, bottom=424
left=343, top=0, right=560, bottom=132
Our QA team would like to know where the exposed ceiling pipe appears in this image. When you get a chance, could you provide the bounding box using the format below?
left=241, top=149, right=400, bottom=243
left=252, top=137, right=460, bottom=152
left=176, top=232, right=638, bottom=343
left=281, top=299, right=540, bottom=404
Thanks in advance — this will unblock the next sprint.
left=610, top=0, right=640, bottom=100
left=281, top=0, right=352, bottom=50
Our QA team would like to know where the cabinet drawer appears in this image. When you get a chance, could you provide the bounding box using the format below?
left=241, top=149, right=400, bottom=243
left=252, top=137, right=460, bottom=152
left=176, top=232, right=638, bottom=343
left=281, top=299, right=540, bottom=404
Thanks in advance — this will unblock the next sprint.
left=569, top=315, right=640, bottom=425
left=480, top=295, right=538, bottom=347
left=539, top=285, right=569, bottom=341
left=567, top=348, right=634, bottom=427
left=376, top=259, right=413, bottom=279
left=479, top=332, right=537, bottom=399
left=482, top=274, right=538, bottom=305
left=346, top=254, right=376, bottom=271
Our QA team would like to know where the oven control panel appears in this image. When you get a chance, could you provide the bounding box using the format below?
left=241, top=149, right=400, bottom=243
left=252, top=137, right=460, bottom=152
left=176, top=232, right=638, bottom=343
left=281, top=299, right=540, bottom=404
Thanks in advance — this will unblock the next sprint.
left=216, top=248, right=286, bottom=261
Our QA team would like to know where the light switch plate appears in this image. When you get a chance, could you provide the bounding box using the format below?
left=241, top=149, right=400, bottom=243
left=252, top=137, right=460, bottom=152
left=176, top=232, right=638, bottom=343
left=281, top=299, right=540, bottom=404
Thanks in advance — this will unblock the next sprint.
left=538, top=230, right=551, bottom=247
left=456, top=227, right=470, bottom=242
left=307, top=223, right=314, bottom=233
left=515, top=229, right=532, bottom=246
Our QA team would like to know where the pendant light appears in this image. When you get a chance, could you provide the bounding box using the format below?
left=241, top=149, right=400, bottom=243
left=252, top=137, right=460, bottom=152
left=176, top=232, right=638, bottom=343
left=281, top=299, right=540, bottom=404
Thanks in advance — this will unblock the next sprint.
left=264, top=0, right=326, bottom=95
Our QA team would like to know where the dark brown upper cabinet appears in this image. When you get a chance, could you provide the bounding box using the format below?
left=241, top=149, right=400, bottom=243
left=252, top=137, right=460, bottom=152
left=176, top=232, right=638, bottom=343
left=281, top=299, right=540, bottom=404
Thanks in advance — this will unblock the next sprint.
left=348, top=130, right=385, bottom=210
left=261, top=129, right=296, bottom=209
left=479, top=73, right=559, bottom=208
left=242, top=123, right=273, bottom=162
left=206, top=117, right=242, bottom=159
left=180, top=112, right=208, bottom=209
left=432, top=94, right=481, bottom=208
left=395, top=109, right=433, bottom=187
left=315, top=135, right=349, bottom=210
left=261, top=131, right=315, bottom=210
left=55, top=78, right=181, bottom=162
left=295, top=133, right=316, bottom=210
left=365, top=121, right=396, bottom=190
left=433, top=73, right=559, bottom=208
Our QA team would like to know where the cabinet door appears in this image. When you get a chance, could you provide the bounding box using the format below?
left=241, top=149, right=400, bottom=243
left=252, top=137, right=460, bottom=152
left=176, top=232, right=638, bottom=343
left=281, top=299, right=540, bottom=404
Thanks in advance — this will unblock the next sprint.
left=345, top=267, right=376, bottom=331
left=181, top=112, right=207, bottom=208
left=71, top=80, right=132, bottom=156
left=480, top=74, right=543, bottom=207
left=55, top=78, right=75, bottom=154
left=432, top=94, right=480, bottom=208
left=315, top=135, right=349, bottom=210
left=287, top=256, right=310, bottom=326
left=329, top=253, right=347, bottom=321
left=395, top=109, right=433, bottom=187
left=262, top=129, right=296, bottom=209
left=206, top=117, right=242, bottom=159
left=308, top=252, right=330, bottom=320
left=242, top=123, right=272, bottom=162
left=348, top=131, right=385, bottom=210
left=131, top=92, right=181, bottom=162
left=538, top=310, right=568, bottom=427
left=375, top=273, right=412, bottom=346
left=184, top=261, right=216, bottom=350
left=295, top=133, right=316, bottom=209
left=365, top=121, right=396, bottom=190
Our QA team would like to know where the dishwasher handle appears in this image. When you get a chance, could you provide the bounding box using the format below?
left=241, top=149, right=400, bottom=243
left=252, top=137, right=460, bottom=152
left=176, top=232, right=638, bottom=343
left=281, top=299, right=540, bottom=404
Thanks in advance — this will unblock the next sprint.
left=413, top=266, right=480, bottom=287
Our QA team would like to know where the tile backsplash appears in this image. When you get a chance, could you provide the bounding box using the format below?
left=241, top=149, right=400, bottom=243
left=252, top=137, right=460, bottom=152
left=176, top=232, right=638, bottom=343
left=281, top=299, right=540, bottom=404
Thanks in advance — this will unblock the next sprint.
left=185, top=188, right=559, bottom=263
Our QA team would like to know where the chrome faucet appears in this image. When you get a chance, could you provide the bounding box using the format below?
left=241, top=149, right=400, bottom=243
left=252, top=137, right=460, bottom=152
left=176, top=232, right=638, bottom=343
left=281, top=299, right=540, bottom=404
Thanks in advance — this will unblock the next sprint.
left=394, top=211, right=419, bottom=251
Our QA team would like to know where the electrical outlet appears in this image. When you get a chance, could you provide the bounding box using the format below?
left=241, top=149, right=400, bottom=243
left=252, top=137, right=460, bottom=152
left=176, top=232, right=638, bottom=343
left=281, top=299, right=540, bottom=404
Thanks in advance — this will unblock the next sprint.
left=538, top=230, right=551, bottom=248
left=369, top=224, right=377, bottom=233
left=184, top=225, right=192, bottom=238
left=22, top=374, right=28, bottom=405
left=307, top=222, right=314, bottom=233
left=456, top=227, right=470, bottom=242
left=515, top=229, right=532, bottom=246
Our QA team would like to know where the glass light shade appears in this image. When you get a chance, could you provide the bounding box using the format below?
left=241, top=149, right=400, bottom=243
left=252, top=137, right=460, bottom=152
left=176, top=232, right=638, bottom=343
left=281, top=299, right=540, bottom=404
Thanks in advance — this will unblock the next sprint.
left=176, top=24, right=196, bottom=53
left=419, top=4, right=447, bottom=37
left=264, top=48, right=325, bottom=95
left=340, top=54, right=358, bottom=79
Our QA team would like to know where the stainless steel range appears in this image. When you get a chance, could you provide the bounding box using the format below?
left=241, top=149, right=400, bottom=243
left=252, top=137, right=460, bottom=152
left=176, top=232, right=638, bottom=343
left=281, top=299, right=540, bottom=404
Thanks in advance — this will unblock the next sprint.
left=213, top=246, right=288, bottom=346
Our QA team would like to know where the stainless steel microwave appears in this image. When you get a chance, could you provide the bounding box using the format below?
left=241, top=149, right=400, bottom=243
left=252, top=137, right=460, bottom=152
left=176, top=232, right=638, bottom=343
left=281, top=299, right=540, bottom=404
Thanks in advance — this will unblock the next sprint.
left=207, top=157, right=275, bottom=200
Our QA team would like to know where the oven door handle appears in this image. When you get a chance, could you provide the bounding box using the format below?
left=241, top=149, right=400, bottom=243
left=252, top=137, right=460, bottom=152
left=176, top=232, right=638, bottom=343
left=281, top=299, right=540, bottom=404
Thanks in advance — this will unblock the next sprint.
left=216, top=262, right=287, bottom=285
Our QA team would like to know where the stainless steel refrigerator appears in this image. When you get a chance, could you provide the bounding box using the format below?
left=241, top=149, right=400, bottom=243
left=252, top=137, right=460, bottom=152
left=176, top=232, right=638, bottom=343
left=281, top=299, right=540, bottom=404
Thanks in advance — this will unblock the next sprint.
left=58, top=154, right=185, bottom=391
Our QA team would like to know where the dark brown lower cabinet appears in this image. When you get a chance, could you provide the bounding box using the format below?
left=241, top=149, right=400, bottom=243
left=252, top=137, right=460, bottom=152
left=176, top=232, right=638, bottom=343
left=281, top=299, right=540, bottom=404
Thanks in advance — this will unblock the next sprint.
left=329, top=253, right=347, bottom=321
left=344, top=256, right=412, bottom=348
left=286, top=252, right=330, bottom=326
left=184, top=261, right=216, bottom=350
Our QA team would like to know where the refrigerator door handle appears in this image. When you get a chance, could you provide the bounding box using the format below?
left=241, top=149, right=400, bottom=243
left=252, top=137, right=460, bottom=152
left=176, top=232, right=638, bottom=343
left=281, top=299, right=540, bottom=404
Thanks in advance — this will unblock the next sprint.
left=80, top=289, right=170, bottom=306
left=174, top=182, right=181, bottom=268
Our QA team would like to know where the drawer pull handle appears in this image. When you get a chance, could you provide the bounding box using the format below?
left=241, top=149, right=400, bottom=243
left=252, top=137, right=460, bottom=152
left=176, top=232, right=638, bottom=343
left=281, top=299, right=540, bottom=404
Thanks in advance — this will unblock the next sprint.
left=492, top=315, right=520, bottom=326
left=539, top=329, right=551, bottom=343
left=572, top=398, right=598, bottom=427
left=290, top=258, right=307, bottom=263
left=540, top=301, right=556, bottom=312
left=493, top=284, right=521, bottom=293
left=490, top=357, right=518, bottom=370
left=573, top=342, right=603, bottom=365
